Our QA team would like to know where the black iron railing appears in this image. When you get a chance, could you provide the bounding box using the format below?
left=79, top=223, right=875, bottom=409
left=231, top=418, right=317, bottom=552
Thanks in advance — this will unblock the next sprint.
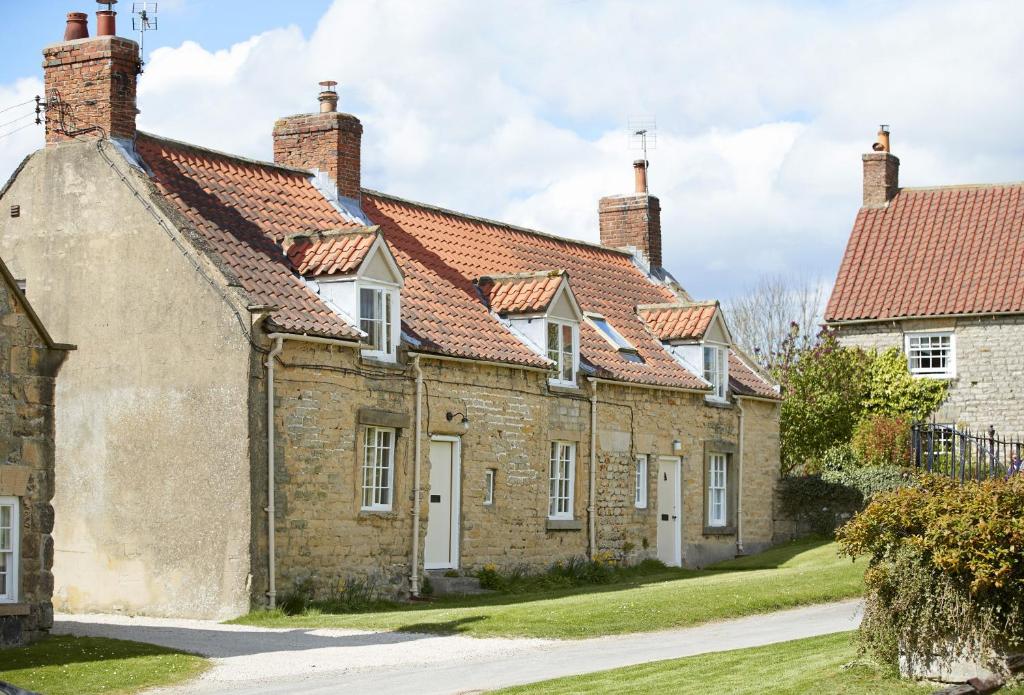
left=911, top=423, right=1023, bottom=481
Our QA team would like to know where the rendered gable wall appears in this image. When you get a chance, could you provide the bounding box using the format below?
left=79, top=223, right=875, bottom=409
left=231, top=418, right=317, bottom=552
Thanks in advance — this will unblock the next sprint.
left=0, top=141, right=257, bottom=619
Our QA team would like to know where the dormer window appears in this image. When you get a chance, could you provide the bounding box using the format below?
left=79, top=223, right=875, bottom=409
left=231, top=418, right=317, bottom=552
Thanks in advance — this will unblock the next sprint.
left=547, top=319, right=578, bottom=386
left=703, top=343, right=728, bottom=402
left=359, top=284, right=397, bottom=360
left=286, top=226, right=405, bottom=363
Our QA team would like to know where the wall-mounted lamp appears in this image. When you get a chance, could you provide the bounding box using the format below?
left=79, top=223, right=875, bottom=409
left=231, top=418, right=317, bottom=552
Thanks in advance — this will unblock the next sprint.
left=446, top=411, right=470, bottom=425
left=672, top=439, right=682, bottom=453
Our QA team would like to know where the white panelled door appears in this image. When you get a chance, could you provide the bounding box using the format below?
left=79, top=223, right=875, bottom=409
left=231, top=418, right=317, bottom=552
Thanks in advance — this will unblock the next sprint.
left=424, top=437, right=461, bottom=570
left=656, top=457, right=682, bottom=567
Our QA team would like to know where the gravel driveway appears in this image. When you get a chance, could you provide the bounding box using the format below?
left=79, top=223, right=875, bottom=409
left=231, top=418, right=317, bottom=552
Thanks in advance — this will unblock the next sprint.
left=53, top=600, right=863, bottom=694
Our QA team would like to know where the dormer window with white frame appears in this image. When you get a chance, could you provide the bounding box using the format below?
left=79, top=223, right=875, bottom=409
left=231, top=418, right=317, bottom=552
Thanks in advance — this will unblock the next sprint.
left=291, top=227, right=404, bottom=364
left=359, top=282, right=398, bottom=361
left=478, top=271, right=584, bottom=389
left=703, top=343, right=728, bottom=402
left=546, top=318, right=579, bottom=387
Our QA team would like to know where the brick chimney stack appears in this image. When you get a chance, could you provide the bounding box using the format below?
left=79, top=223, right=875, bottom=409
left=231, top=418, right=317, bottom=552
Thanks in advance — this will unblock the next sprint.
left=862, top=125, right=899, bottom=207
left=598, top=159, right=662, bottom=269
left=273, top=81, right=363, bottom=202
left=43, top=8, right=141, bottom=145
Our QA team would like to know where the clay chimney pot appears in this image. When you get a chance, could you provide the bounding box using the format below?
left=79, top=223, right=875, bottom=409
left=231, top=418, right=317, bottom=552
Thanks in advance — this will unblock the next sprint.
left=64, top=12, right=89, bottom=41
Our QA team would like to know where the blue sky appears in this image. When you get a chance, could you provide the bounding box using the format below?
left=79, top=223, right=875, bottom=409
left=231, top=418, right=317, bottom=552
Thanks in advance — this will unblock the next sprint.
left=2, top=1, right=1022, bottom=303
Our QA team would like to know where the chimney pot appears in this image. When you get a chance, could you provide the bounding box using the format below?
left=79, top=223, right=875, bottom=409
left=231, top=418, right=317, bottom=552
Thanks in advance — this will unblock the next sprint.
left=64, top=12, right=90, bottom=40
left=318, top=80, right=339, bottom=113
left=633, top=159, right=649, bottom=194
left=96, top=0, right=117, bottom=36
left=875, top=124, right=890, bottom=153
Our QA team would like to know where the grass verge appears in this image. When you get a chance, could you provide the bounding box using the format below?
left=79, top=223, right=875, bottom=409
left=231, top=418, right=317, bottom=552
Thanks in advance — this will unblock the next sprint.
left=0, top=634, right=210, bottom=695
left=230, top=539, right=865, bottom=639
left=494, top=631, right=931, bottom=694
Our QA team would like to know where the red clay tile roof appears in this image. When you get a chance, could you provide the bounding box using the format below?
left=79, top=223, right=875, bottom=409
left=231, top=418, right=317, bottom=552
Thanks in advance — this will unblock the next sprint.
left=827, top=183, right=1024, bottom=322
left=362, top=192, right=710, bottom=389
left=286, top=227, right=378, bottom=277
left=637, top=302, right=718, bottom=341
left=477, top=271, right=567, bottom=315
left=728, top=351, right=779, bottom=400
left=132, top=132, right=772, bottom=392
left=135, top=133, right=363, bottom=339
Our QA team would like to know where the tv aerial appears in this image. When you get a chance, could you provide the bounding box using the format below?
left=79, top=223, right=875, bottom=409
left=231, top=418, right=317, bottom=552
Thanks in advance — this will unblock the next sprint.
left=132, top=2, right=159, bottom=70
left=628, top=115, right=657, bottom=163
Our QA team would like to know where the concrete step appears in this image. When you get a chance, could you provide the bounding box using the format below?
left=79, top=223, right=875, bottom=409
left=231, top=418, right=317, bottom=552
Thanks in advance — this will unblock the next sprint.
left=423, top=571, right=491, bottom=596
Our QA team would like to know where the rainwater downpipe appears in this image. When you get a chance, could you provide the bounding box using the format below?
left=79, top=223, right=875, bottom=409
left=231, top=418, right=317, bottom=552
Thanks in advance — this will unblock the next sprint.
left=410, top=355, right=424, bottom=596
left=736, top=398, right=745, bottom=555
left=588, top=377, right=598, bottom=559
left=266, top=335, right=284, bottom=609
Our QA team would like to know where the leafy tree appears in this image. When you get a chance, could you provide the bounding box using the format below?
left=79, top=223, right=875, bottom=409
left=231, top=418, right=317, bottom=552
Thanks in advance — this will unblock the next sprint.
left=777, top=331, right=871, bottom=474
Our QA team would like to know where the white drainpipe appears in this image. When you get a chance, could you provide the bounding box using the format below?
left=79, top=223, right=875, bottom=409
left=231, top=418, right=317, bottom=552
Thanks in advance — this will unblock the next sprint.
left=410, top=355, right=424, bottom=595
left=265, top=335, right=284, bottom=608
left=736, top=398, right=745, bottom=554
left=588, top=377, right=598, bottom=558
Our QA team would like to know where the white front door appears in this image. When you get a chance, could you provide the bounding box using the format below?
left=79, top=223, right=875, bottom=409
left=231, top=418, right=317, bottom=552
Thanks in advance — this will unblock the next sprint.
left=656, top=457, right=682, bottom=567
left=424, top=437, right=461, bottom=570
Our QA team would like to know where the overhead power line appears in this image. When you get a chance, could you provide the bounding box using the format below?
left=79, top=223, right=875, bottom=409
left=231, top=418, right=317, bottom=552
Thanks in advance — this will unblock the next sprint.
left=0, top=99, right=34, bottom=116
left=0, top=111, right=34, bottom=131
left=0, top=121, right=38, bottom=141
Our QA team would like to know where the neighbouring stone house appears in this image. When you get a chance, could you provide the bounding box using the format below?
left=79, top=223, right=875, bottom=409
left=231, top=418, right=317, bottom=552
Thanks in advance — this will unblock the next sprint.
left=0, top=256, right=73, bottom=646
left=827, top=127, right=1024, bottom=436
left=0, top=11, right=780, bottom=618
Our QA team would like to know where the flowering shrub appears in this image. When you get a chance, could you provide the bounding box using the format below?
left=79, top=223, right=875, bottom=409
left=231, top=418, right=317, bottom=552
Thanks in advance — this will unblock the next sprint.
left=837, top=474, right=1024, bottom=668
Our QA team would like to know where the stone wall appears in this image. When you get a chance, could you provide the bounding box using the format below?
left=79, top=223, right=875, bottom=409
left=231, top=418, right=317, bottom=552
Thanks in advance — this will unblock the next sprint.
left=833, top=316, right=1024, bottom=436
left=268, top=341, right=780, bottom=599
left=0, top=276, right=67, bottom=647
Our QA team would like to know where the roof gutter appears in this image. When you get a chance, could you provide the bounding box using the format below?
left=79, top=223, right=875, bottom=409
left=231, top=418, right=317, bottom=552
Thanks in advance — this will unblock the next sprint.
left=826, top=310, right=1024, bottom=326
left=590, top=376, right=707, bottom=396
left=734, top=393, right=782, bottom=404
left=407, top=351, right=550, bottom=374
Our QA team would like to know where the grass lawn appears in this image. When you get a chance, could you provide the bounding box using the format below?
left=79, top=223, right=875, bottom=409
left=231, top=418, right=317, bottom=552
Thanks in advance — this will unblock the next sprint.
left=231, top=539, right=866, bottom=639
left=0, top=634, right=210, bottom=695
left=493, top=631, right=934, bottom=694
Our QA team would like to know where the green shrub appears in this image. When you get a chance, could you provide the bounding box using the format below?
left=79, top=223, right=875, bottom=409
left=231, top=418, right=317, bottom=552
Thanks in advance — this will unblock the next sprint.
left=816, top=443, right=861, bottom=473
left=777, top=474, right=864, bottom=536
left=863, top=348, right=948, bottom=421
left=476, top=556, right=668, bottom=594
left=821, top=465, right=912, bottom=501
left=837, top=475, right=1024, bottom=669
left=851, top=414, right=912, bottom=468
left=477, top=563, right=504, bottom=590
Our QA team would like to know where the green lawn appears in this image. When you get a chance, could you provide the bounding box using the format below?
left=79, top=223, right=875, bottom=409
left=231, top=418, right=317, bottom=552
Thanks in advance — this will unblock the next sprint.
left=494, top=632, right=933, bottom=694
left=0, top=634, right=210, bottom=695
left=231, top=539, right=866, bottom=639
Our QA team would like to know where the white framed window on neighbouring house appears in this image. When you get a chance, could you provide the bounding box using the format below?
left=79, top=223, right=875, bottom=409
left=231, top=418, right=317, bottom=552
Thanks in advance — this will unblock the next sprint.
left=361, top=426, right=395, bottom=511
left=708, top=454, right=728, bottom=528
left=0, top=497, right=18, bottom=603
left=703, top=344, right=728, bottom=402
left=905, top=332, right=955, bottom=378
left=484, top=469, right=495, bottom=505
left=546, top=319, right=578, bottom=387
left=359, top=284, right=398, bottom=361
left=548, top=441, right=575, bottom=519
left=635, top=455, right=648, bottom=508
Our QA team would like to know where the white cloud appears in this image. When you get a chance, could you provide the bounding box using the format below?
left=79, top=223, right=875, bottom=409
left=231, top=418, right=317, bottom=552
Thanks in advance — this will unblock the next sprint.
left=3, top=0, right=1023, bottom=299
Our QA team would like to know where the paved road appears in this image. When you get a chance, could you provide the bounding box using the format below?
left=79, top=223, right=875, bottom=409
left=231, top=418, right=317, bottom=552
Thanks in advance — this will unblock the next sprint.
left=55, top=600, right=863, bottom=694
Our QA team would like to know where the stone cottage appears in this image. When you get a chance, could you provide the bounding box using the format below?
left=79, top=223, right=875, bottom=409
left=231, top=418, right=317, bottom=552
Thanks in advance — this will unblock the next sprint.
left=0, top=257, right=73, bottom=646
left=827, top=126, right=1024, bottom=435
left=0, top=11, right=780, bottom=618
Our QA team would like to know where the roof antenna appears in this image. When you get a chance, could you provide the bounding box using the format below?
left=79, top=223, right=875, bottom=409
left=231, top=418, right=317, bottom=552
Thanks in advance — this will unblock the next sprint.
left=132, top=2, right=159, bottom=71
left=628, top=115, right=656, bottom=193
